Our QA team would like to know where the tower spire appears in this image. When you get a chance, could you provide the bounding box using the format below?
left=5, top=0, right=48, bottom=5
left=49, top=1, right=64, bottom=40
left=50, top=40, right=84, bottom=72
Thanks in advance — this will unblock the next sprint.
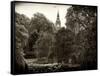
left=55, top=11, right=61, bottom=30
left=57, top=11, right=59, bottom=17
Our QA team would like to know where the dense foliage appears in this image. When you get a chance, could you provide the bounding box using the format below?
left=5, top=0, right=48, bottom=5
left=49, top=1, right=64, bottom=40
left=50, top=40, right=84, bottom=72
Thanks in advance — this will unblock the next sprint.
left=15, top=5, right=97, bottom=73
left=15, top=13, right=29, bottom=73
left=65, top=6, right=97, bottom=68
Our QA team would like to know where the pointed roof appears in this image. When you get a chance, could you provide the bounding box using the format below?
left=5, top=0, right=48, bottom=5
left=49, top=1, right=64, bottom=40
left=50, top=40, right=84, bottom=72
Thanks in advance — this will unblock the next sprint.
left=57, top=11, right=59, bottom=17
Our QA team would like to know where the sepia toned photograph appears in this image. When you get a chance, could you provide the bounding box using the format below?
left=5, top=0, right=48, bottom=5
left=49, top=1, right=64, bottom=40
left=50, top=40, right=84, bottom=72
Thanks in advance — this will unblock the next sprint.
left=11, top=1, right=97, bottom=74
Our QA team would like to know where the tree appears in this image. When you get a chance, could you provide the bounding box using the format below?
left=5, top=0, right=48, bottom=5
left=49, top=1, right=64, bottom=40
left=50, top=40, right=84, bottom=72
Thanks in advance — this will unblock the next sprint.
left=22, top=12, right=55, bottom=61
left=65, top=6, right=97, bottom=34
left=16, top=12, right=30, bottom=30
left=23, top=30, right=39, bottom=58
left=29, top=12, right=54, bottom=34
left=55, top=27, right=75, bottom=63
left=34, top=31, right=55, bottom=59
left=15, top=23, right=28, bottom=73
left=15, top=13, right=29, bottom=73
left=65, top=6, right=97, bottom=68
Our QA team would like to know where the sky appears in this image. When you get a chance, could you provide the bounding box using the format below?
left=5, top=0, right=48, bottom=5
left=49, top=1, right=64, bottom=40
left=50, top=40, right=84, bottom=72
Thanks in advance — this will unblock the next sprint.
left=15, top=3, right=71, bottom=27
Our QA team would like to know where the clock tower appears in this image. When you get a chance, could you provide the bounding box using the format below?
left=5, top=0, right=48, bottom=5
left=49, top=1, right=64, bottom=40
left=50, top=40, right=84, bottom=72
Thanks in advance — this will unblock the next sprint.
left=55, top=11, right=61, bottom=30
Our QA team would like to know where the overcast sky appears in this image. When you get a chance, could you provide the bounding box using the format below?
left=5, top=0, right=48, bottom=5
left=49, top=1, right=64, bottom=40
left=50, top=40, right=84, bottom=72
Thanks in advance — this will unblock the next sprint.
left=15, top=3, right=71, bottom=27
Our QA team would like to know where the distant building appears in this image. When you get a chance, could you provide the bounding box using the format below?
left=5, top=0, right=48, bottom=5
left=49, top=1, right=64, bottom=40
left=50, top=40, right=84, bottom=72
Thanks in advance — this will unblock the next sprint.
left=55, top=11, right=61, bottom=31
